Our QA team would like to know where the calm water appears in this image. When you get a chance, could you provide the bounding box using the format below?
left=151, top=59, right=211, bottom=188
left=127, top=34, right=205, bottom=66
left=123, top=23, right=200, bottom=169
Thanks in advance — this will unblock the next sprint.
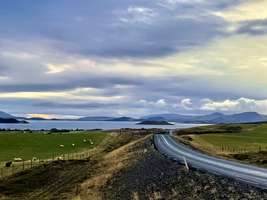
left=0, top=120, right=205, bottom=130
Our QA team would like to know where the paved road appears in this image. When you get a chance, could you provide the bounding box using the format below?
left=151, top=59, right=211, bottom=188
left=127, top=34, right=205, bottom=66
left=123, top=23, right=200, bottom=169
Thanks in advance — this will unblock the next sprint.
left=154, top=134, right=267, bottom=189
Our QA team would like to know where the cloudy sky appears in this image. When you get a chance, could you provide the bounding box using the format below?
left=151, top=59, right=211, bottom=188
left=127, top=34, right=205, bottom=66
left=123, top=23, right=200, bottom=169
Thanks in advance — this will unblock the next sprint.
left=0, top=0, right=267, bottom=118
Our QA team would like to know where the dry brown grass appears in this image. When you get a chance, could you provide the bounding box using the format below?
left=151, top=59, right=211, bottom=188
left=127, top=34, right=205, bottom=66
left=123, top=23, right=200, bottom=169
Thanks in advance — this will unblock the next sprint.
left=76, top=134, right=151, bottom=200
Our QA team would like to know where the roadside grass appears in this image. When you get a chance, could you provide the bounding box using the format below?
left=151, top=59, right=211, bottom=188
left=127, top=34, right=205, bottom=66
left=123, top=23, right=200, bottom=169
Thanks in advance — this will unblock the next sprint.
left=0, top=130, right=107, bottom=162
left=190, top=124, right=267, bottom=154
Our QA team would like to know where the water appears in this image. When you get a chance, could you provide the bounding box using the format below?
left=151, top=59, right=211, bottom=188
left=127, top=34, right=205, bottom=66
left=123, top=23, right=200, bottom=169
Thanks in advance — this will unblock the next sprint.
left=0, top=120, right=205, bottom=130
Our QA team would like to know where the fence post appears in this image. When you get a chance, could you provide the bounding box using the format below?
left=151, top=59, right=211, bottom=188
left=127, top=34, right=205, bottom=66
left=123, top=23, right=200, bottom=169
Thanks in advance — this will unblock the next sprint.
left=1, top=168, right=3, bottom=178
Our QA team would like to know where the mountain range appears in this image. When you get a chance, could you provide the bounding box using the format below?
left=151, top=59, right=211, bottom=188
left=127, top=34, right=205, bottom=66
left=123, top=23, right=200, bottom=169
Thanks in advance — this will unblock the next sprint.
left=142, top=112, right=267, bottom=124
left=78, top=112, right=267, bottom=124
left=1, top=110, right=267, bottom=124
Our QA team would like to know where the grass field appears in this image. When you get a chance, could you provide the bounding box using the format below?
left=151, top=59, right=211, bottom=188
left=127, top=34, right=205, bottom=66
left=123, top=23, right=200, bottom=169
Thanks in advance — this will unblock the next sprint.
left=184, top=124, right=267, bottom=154
left=0, top=130, right=107, bottom=162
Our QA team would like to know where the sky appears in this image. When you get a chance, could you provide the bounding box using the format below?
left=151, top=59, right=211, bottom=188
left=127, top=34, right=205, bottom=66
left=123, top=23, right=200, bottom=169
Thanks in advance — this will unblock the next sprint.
left=0, top=0, right=267, bottom=118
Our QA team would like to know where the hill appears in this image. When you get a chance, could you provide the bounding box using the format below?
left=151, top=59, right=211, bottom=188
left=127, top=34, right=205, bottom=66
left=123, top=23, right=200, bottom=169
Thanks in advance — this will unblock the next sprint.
left=78, top=116, right=113, bottom=121
left=107, top=117, right=139, bottom=121
left=0, top=118, right=28, bottom=124
left=0, top=111, right=15, bottom=119
left=137, top=120, right=173, bottom=125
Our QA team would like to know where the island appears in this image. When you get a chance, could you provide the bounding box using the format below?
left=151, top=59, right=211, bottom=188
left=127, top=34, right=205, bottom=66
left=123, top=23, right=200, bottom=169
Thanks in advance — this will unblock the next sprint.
left=137, top=120, right=174, bottom=125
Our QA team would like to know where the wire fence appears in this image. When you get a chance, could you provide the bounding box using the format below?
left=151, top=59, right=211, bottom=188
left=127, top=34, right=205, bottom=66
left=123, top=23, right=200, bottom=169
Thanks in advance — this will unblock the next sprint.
left=0, top=150, right=92, bottom=180
left=216, top=144, right=267, bottom=154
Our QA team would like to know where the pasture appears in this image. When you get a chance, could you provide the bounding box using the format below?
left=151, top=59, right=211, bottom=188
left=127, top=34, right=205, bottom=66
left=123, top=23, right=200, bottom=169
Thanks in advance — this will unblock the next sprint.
left=0, top=130, right=107, bottom=162
left=188, top=123, right=267, bottom=154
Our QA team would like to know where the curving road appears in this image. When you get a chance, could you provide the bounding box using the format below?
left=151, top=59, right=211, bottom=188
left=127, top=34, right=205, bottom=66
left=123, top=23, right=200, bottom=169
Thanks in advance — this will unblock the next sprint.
left=154, top=134, right=267, bottom=189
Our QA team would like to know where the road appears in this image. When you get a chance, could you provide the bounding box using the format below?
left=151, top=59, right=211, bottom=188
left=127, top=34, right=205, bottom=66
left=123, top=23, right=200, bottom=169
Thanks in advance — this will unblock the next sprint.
left=154, top=134, right=267, bottom=189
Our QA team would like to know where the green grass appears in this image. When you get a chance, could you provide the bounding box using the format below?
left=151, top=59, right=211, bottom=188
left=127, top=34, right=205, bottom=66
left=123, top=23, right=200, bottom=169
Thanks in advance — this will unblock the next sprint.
left=0, top=131, right=107, bottom=161
left=191, top=124, right=267, bottom=153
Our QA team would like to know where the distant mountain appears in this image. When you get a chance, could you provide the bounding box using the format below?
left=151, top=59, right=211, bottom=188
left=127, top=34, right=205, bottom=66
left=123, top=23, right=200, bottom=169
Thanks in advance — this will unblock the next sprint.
left=137, top=120, right=174, bottom=125
left=0, top=118, right=28, bottom=124
left=143, top=112, right=267, bottom=124
left=79, top=116, right=139, bottom=122
left=79, top=116, right=113, bottom=121
left=217, top=112, right=267, bottom=124
left=107, top=117, right=139, bottom=122
left=0, top=111, right=15, bottom=119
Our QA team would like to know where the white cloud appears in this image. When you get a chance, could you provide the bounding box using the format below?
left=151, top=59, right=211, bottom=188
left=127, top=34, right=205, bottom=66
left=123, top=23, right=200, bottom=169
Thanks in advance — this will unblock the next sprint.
left=46, top=63, right=72, bottom=74
left=201, top=98, right=267, bottom=114
left=179, top=98, right=193, bottom=109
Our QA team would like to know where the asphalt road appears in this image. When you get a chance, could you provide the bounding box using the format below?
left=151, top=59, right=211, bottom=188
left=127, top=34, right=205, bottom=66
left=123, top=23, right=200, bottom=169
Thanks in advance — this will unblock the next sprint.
left=154, top=134, right=267, bottom=189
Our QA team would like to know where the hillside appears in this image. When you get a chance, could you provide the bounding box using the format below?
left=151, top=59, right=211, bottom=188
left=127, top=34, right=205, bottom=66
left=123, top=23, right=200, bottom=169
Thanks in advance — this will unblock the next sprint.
left=0, top=111, right=15, bottom=119
left=0, top=118, right=27, bottom=124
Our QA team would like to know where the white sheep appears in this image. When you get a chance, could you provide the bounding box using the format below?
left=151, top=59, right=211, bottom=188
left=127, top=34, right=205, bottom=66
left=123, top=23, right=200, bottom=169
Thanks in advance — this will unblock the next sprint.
left=14, top=158, right=23, bottom=162
left=72, top=143, right=75, bottom=147
left=59, top=144, right=64, bottom=148
left=32, top=157, right=38, bottom=161
left=57, top=156, right=63, bottom=160
left=83, top=139, right=87, bottom=143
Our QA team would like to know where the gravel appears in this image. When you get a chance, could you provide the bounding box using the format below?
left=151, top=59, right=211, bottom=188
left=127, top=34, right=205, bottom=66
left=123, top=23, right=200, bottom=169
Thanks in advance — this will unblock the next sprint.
left=102, top=138, right=267, bottom=200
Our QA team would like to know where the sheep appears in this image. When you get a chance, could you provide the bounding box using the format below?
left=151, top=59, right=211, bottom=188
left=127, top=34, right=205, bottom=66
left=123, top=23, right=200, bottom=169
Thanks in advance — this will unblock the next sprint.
left=57, top=156, right=63, bottom=160
left=14, top=157, right=23, bottom=162
left=5, top=161, right=12, bottom=167
left=72, top=143, right=75, bottom=147
left=32, top=157, right=38, bottom=161
left=83, top=139, right=87, bottom=143
left=59, top=144, right=64, bottom=148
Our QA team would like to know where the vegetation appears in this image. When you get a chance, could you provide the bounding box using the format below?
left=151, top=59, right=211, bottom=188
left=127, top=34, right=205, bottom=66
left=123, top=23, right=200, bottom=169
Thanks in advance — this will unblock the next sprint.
left=175, top=124, right=244, bottom=135
left=188, top=124, right=267, bottom=153
left=0, top=130, right=107, bottom=161
left=176, top=123, right=267, bottom=166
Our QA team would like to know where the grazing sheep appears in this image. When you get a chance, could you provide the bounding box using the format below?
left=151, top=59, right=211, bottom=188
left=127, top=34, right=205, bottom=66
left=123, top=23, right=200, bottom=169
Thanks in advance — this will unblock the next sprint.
left=5, top=161, right=12, bottom=167
left=14, top=157, right=23, bottom=162
left=57, top=156, right=63, bottom=160
left=72, top=143, right=75, bottom=147
left=83, top=139, right=87, bottom=143
left=32, top=157, right=38, bottom=161
left=59, top=144, right=64, bottom=148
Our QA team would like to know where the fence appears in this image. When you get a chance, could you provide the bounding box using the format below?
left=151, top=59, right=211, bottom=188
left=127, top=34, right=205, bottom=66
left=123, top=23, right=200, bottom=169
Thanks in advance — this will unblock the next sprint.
left=0, top=150, right=92, bottom=180
left=217, top=144, right=267, bottom=154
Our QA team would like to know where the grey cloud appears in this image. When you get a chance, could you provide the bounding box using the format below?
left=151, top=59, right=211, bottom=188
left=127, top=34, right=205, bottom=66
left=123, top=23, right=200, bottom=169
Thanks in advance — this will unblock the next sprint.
left=0, top=0, right=232, bottom=59
left=34, top=102, right=119, bottom=109
left=236, top=20, right=267, bottom=35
